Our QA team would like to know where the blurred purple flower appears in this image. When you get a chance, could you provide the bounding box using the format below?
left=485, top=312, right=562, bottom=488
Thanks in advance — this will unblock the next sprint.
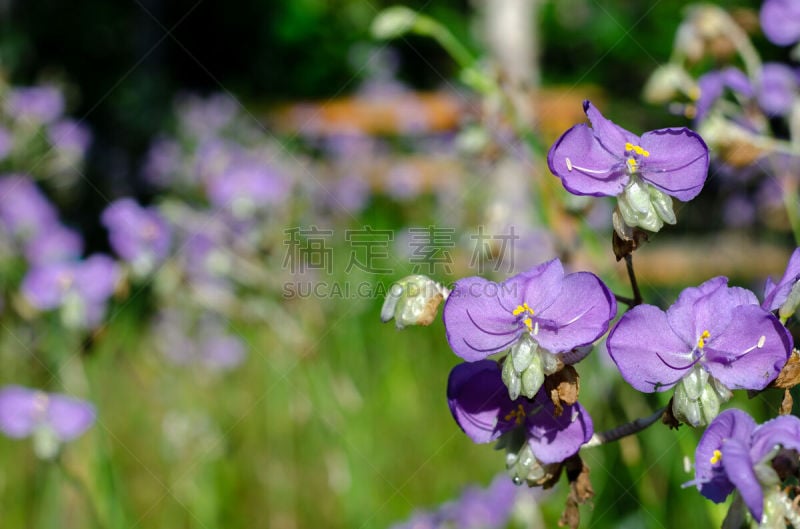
left=722, top=194, right=756, bottom=229
left=199, top=334, right=246, bottom=371
left=23, top=224, right=84, bottom=266
left=692, top=409, right=800, bottom=522
left=154, top=310, right=246, bottom=371
left=0, top=385, right=95, bottom=458
left=0, top=175, right=58, bottom=240
left=760, top=0, right=800, bottom=46
left=47, top=119, right=92, bottom=156
left=758, top=63, right=799, bottom=117
left=4, top=86, right=65, bottom=124
left=694, top=68, right=753, bottom=122
left=176, top=93, right=238, bottom=140
left=102, top=198, right=171, bottom=275
left=21, top=254, right=119, bottom=328
left=142, top=137, right=183, bottom=187
left=447, top=360, right=593, bottom=464
left=607, top=277, right=792, bottom=426
left=205, top=158, right=291, bottom=217
left=438, top=474, right=520, bottom=529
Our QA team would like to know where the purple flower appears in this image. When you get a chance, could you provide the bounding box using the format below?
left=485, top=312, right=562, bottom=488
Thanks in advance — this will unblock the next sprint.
left=4, top=86, right=65, bottom=124
left=205, top=158, right=291, bottom=217
left=439, top=475, right=519, bottom=529
left=0, top=385, right=95, bottom=458
left=47, top=119, right=92, bottom=156
left=548, top=101, right=709, bottom=234
left=692, top=409, right=800, bottom=523
left=607, top=277, right=792, bottom=426
left=199, top=334, right=246, bottom=371
left=23, top=224, right=84, bottom=266
left=448, top=360, right=593, bottom=466
left=443, top=259, right=615, bottom=398
left=760, top=0, right=800, bottom=46
left=101, top=198, right=171, bottom=275
left=694, top=68, right=753, bottom=122
left=758, top=63, right=799, bottom=117
left=21, top=254, right=119, bottom=328
left=0, top=175, right=59, bottom=240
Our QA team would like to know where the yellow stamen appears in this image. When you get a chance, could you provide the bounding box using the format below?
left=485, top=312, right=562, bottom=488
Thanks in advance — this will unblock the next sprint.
left=504, top=403, right=527, bottom=426
left=624, top=142, right=650, bottom=157
left=697, top=330, right=711, bottom=349
left=513, top=303, right=536, bottom=332
left=710, top=449, right=722, bottom=464
left=626, top=157, right=638, bottom=173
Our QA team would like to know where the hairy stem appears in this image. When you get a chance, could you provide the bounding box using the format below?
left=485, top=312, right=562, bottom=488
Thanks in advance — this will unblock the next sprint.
left=582, top=406, right=667, bottom=448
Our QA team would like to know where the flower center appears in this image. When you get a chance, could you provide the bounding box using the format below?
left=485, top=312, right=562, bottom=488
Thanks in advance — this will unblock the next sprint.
left=512, top=303, right=537, bottom=334
left=504, top=403, right=527, bottom=426
left=697, top=330, right=711, bottom=349
left=710, top=449, right=722, bottom=464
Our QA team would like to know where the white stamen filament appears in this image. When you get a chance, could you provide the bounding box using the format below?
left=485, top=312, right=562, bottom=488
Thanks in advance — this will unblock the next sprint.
left=533, top=321, right=539, bottom=336
left=564, top=157, right=610, bottom=174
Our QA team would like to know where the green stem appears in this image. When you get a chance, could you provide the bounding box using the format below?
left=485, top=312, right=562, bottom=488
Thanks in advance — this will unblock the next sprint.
left=57, top=458, right=104, bottom=529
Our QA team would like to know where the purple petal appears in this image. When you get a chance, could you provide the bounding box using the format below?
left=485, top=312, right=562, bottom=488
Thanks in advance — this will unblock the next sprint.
left=750, top=414, right=800, bottom=463
left=582, top=100, right=639, bottom=153
left=547, top=124, right=628, bottom=197
left=533, top=272, right=616, bottom=353
left=443, top=277, right=521, bottom=361
left=607, top=304, right=692, bottom=392
left=517, top=259, right=565, bottom=314
left=24, top=225, right=84, bottom=265
left=695, top=409, right=756, bottom=504
left=639, top=128, right=709, bottom=201
left=46, top=394, right=96, bottom=441
left=447, top=361, right=517, bottom=443
left=0, top=386, right=39, bottom=438
left=761, top=0, right=800, bottom=46
left=762, top=247, right=800, bottom=311
left=75, top=254, right=119, bottom=303
left=666, top=277, right=755, bottom=347
left=722, top=439, right=764, bottom=521
left=758, top=63, right=799, bottom=117
left=695, top=68, right=752, bottom=122
left=21, top=263, right=71, bottom=310
left=704, top=304, right=791, bottom=390
left=526, top=391, right=593, bottom=464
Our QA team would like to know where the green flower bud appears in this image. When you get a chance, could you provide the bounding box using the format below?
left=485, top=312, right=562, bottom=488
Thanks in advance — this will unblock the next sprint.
left=381, top=275, right=448, bottom=329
